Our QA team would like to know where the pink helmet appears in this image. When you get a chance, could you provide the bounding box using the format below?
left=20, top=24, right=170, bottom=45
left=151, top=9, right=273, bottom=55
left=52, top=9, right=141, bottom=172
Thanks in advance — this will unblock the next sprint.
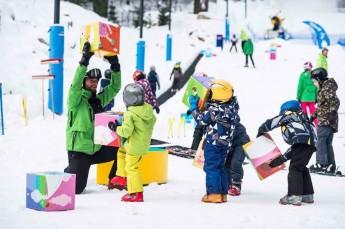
left=303, top=62, right=313, bottom=70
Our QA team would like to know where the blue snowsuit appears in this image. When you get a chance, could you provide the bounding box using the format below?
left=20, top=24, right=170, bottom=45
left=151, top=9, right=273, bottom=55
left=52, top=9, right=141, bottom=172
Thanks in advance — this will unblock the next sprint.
left=192, top=96, right=239, bottom=194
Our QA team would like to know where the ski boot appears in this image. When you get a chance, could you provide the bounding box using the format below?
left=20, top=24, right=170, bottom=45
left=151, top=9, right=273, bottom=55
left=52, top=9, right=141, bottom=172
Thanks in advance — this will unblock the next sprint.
left=121, top=192, right=144, bottom=202
left=228, top=185, right=241, bottom=196
left=201, top=194, right=223, bottom=203
left=302, top=194, right=314, bottom=204
left=108, top=176, right=127, bottom=190
left=279, top=195, right=302, bottom=206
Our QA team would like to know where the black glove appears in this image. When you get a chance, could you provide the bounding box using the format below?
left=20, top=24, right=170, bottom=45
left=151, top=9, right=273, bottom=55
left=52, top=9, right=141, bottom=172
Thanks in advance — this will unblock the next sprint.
left=104, top=55, right=120, bottom=72
left=108, top=120, right=118, bottom=132
left=256, top=125, right=267, bottom=138
left=186, top=110, right=192, bottom=116
left=155, top=107, right=160, bottom=114
left=269, top=154, right=287, bottom=168
left=79, top=42, right=94, bottom=66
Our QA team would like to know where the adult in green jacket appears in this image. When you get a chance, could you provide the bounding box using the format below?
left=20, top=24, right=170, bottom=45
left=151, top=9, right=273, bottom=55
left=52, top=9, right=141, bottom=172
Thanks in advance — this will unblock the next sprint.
left=296, top=62, right=318, bottom=120
left=242, top=39, right=255, bottom=68
left=108, top=83, right=156, bottom=202
left=64, top=42, right=121, bottom=194
left=316, top=47, right=328, bottom=70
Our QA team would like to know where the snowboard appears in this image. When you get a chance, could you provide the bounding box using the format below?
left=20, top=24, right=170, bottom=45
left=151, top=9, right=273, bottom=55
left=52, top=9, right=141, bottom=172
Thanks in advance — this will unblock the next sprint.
left=310, top=168, right=345, bottom=177
left=166, top=145, right=196, bottom=159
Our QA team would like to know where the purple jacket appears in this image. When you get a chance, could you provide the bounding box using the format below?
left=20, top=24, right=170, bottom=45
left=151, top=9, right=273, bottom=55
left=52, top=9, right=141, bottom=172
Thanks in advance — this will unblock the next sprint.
left=136, top=78, right=158, bottom=108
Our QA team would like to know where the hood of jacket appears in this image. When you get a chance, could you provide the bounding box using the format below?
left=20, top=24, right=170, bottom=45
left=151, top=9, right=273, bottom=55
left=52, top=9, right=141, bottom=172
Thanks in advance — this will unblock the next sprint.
left=127, top=103, right=156, bottom=123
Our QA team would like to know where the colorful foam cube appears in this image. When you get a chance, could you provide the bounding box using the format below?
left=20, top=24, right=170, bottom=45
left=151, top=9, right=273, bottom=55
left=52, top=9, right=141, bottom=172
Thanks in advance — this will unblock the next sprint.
left=26, top=172, right=75, bottom=211
left=96, top=146, right=168, bottom=185
left=80, top=22, right=120, bottom=56
left=94, top=112, right=121, bottom=147
left=244, top=134, right=286, bottom=180
left=182, top=73, right=214, bottom=111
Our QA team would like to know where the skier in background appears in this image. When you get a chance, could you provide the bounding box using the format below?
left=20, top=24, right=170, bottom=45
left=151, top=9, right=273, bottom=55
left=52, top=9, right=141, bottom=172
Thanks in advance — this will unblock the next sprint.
left=170, top=62, right=182, bottom=93
left=229, top=34, right=238, bottom=53
left=147, top=65, right=160, bottom=96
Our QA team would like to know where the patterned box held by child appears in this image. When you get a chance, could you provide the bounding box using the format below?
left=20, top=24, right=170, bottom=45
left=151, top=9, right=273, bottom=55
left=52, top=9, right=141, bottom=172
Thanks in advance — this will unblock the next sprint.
left=26, top=172, right=76, bottom=211
left=94, top=112, right=121, bottom=147
left=182, top=73, right=214, bottom=111
left=244, top=134, right=286, bottom=180
left=80, top=22, right=120, bottom=56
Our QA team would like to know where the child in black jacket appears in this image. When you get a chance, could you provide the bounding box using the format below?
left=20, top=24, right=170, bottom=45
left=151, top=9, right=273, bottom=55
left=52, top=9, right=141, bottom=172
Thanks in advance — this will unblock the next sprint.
left=257, top=100, right=317, bottom=206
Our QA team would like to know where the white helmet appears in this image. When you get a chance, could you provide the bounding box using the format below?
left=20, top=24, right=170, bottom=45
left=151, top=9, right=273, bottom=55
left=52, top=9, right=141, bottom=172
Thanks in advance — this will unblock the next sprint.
left=123, top=83, right=145, bottom=107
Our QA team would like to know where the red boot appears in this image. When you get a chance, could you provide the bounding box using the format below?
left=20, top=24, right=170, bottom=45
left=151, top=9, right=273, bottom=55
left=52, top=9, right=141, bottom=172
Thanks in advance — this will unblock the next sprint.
left=228, top=185, right=241, bottom=196
left=108, top=176, right=127, bottom=190
left=121, top=192, right=144, bottom=202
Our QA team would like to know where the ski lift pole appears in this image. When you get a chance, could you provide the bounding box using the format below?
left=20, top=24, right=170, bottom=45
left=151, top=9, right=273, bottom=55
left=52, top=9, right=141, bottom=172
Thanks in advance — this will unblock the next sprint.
left=0, top=82, right=4, bottom=135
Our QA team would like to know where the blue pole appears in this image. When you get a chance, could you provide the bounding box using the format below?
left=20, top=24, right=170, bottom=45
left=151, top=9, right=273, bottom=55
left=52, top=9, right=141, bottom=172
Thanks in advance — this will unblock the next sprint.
left=48, top=25, right=64, bottom=115
left=225, top=17, right=230, bottom=42
left=136, top=39, right=145, bottom=71
left=166, top=33, right=172, bottom=61
left=0, top=83, right=4, bottom=135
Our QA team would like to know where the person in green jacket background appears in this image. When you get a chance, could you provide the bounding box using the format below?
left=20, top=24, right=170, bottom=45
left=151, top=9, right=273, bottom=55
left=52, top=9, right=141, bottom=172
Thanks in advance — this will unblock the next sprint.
left=316, top=47, right=328, bottom=70
left=242, top=38, right=255, bottom=68
left=64, top=42, right=121, bottom=194
left=108, top=83, right=156, bottom=202
left=296, top=61, right=318, bottom=125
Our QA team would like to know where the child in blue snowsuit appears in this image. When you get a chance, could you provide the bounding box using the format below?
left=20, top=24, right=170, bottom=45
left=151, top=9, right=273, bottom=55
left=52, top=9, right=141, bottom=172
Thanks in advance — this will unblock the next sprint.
left=225, top=121, right=250, bottom=196
left=192, top=79, right=238, bottom=203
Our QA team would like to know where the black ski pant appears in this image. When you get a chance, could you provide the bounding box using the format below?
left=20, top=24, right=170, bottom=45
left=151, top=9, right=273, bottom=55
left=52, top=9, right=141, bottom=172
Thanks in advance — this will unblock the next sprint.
left=229, top=44, right=238, bottom=52
left=245, top=55, right=255, bottom=67
left=225, top=145, right=246, bottom=186
left=64, top=146, right=118, bottom=194
left=191, top=125, right=204, bottom=150
left=287, top=143, right=315, bottom=196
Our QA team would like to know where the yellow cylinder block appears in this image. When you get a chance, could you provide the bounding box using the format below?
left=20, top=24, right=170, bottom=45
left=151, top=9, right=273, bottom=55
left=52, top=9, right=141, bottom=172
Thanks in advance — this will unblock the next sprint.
left=96, top=147, right=168, bottom=185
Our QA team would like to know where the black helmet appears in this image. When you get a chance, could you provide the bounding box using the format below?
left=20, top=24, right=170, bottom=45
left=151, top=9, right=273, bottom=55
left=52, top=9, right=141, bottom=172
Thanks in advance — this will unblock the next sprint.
left=311, top=67, right=328, bottom=82
left=104, top=69, right=112, bottom=79
left=123, top=83, right=145, bottom=107
left=86, top=68, right=102, bottom=79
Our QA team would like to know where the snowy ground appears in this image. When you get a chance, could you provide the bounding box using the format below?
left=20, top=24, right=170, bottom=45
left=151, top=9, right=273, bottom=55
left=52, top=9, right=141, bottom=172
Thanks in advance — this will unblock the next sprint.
left=1, top=0, right=345, bottom=229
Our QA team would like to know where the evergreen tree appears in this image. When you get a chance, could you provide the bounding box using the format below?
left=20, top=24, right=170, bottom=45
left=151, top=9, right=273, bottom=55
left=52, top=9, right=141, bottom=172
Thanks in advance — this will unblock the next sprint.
left=158, top=5, right=169, bottom=26
left=92, top=0, right=108, bottom=18
left=108, top=4, right=118, bottom=23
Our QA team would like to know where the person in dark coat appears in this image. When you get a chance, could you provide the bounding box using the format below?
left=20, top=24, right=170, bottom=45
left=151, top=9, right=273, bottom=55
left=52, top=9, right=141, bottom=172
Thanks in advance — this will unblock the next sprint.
left=229, top=34, right=238, bottom=53
left=170, top=62, right=182, bottom=93
left=99, top=69, right=114, bottom=111
left=147, top=66, right=160, bottom=96
left=257, top=100, right=317, bottom=206
left=309, top=68, right=340, bottom=174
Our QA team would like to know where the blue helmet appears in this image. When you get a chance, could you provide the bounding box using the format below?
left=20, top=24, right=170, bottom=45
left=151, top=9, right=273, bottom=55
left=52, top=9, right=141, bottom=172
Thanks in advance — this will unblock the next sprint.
left=280, top=100, right=301, bottom=115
